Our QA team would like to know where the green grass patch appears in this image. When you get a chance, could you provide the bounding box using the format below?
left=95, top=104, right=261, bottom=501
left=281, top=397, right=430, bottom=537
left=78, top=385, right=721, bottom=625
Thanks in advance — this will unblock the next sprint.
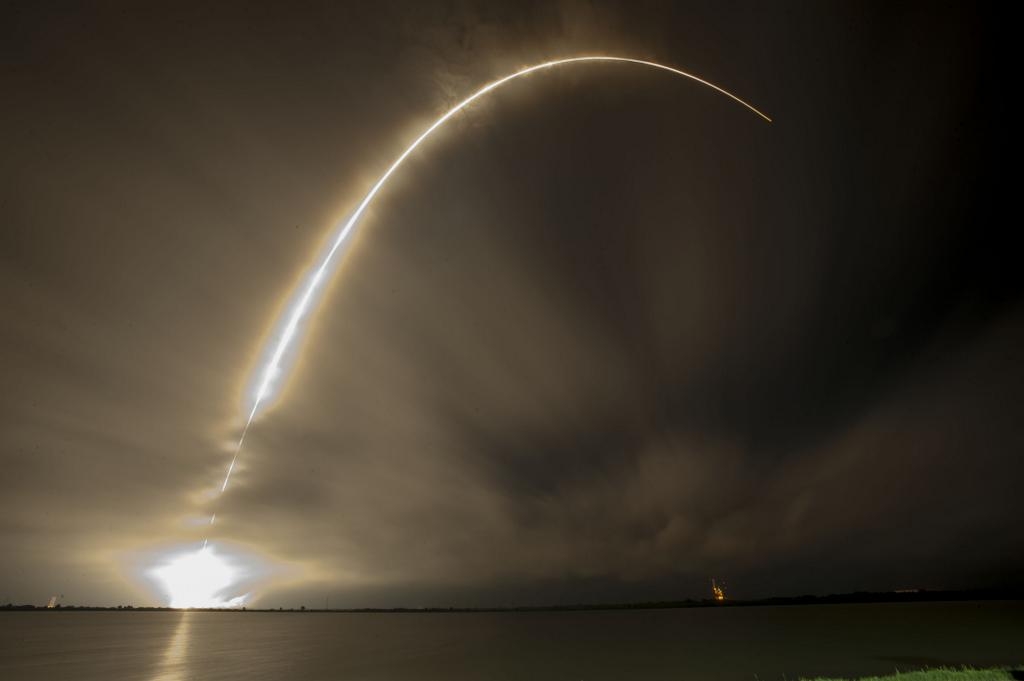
left=801, top=668, right=1017, bottom=681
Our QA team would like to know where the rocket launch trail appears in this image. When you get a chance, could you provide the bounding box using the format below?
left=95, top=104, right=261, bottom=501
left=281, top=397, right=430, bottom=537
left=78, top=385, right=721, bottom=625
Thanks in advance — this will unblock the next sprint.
left=211, top=55, right=770, bottom=516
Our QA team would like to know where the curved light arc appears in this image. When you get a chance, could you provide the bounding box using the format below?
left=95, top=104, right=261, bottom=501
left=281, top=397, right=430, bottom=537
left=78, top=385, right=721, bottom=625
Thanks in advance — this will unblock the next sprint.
left=219, top=55, right=770, bottom=496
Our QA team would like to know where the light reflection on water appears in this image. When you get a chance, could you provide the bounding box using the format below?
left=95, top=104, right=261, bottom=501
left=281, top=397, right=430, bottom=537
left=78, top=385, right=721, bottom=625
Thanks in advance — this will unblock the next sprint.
left=150, top=612, right=191, bottom=681
left=0, top=602, right=1021, bottom=681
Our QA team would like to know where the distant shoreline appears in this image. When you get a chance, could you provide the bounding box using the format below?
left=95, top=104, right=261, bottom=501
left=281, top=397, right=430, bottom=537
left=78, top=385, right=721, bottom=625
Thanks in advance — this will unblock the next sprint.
left=2, top=588, right=1020, bottom=613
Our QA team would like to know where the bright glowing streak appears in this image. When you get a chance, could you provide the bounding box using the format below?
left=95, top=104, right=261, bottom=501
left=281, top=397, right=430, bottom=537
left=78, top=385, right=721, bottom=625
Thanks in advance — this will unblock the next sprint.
left=148, top=546, right=247, bottom=608
left=218, top=56, right=769, bottom=496
left=248, top=57, right=768, bottom=412
left=217, top=402, right=258, bottom=494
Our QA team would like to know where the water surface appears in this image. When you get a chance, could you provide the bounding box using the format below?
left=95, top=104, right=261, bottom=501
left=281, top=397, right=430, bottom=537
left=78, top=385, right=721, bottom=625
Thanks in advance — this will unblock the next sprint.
left=1, top=601, right=1021, bottom=680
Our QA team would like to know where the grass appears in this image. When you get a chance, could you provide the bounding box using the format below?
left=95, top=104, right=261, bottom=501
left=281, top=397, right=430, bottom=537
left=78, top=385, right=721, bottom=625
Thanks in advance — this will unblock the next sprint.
left=801, top=668, right=1019, bottom=681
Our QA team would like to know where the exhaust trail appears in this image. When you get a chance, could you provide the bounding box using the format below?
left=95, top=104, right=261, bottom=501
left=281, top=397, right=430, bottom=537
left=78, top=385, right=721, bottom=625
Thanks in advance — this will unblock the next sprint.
left=219, top=400, right=261, bottom=494
left=204, top=55, right=770, bottom=537
left=202, top=399, right=261, bottom=543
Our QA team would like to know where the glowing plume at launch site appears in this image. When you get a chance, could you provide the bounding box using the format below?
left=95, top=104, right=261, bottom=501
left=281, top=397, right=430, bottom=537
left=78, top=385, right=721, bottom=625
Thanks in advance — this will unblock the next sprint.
left=149, top=546, right=247, bottom=609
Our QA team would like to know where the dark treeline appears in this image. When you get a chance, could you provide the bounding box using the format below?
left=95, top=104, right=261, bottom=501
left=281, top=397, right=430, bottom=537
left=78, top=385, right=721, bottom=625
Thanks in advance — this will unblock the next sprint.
left=2, top=588, right=1021, bottom=613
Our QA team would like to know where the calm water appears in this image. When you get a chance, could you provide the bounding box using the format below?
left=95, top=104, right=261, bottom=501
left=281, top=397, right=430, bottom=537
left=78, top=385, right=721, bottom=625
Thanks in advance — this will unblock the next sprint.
left=1, top=602, right=1021, bottom=680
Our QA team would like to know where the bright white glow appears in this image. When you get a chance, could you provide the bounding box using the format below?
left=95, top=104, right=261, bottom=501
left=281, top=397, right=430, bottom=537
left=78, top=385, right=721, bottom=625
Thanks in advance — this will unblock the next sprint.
left=148, top=546, right=247, bottom=608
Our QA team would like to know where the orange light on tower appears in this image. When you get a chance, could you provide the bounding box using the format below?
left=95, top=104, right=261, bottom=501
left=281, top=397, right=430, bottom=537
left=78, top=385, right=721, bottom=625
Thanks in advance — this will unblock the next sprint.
left=712, top=579, right=726, bottom=602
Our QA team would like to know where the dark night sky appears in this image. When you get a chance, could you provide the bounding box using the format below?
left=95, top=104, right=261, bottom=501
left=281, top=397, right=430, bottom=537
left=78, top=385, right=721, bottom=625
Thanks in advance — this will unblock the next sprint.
left=1, top=1, right=1018, bottom=607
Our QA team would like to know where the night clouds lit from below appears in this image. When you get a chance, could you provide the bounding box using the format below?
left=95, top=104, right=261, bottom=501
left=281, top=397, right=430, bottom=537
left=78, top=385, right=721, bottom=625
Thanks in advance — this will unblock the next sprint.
left=5, top=1, right=1012, bottom=617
